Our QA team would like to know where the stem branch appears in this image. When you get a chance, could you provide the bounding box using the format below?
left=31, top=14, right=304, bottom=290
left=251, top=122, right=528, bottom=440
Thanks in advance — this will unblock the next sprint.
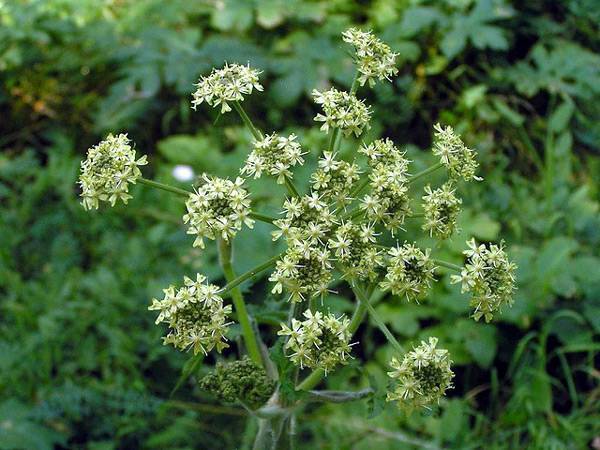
left=138, top=177, right=191, bottom=197
left=233, top=101, right=262, bottom=141
left=408, top=162, right=444, bottom=184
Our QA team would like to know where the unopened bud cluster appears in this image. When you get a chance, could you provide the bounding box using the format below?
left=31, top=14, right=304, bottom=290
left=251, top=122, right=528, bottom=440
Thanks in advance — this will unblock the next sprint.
left=199, top=357, right=275, bottom=409
left=451, top=239, right=517, bottom=322
left=342, top=28, right=399, bottom=87
left=183, top=174, right=254, bottom=249
left=192, top=63, right=263, bottom=113
left=79, top=133, right=147, bottom=210
left=433, top=123, right=481, bottom=182
left=148, top=274, right=232, bottom=355
left=387, top=337, right=454, bottom=409
left=278, top=310, right=352, bottom=373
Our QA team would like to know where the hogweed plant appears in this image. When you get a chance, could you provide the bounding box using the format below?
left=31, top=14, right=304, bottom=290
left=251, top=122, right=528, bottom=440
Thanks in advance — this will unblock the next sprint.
left=78, top=28, right=517, bottom=448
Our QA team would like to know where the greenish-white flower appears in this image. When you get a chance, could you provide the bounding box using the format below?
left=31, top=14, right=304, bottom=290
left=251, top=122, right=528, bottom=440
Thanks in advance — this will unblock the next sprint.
left=329, top=221, right=382, bottom=282
left=148, top=274, right=232, bottom=355
left=241, top=133, right=305, bottom=183
left=451, top=239, right=517, bottom=322
left=183, top=174, right=254, bottom=249
left=380, top=243, right=436, bottom=302
left=359, top=138, right=409, bottom=170
left=387, top=337, right=454, bottom=410
left=278, top=310, right=353, bottom=373
left=192, top=63, right=263, bottom=113
left=79, top=133, right=147, bottom=210
left=342, top=28, right=399, bottom=87
left=432, top=123, right=481, bottom=182
left=361, top=164, right=411, bottom=232
left=311, top=151, right=361, bottom=205
left=272, top=192, right=336, bottom=245
left=313, top=88, right=371, bottom=137
left=422, top=183, right=462, bottom=239
left=269, top=241, right=332, bottom=303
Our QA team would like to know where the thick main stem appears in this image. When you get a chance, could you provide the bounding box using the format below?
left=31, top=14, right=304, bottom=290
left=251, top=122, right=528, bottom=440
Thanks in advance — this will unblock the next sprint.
left=218, top=238, right=263, bottom=367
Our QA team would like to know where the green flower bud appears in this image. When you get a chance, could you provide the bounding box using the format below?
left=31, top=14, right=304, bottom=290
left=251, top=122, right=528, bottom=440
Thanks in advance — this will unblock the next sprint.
left=387, top=337, right=454, bottom=410
left=148, top=274, right=232, bottom=355
left=199, top=357, right=275, bottom=409
left=79, top=134, right=147, bottom=210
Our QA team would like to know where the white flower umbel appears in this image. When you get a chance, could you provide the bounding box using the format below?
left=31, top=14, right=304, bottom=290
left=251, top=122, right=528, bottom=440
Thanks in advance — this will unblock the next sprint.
left=192, top=63, right=263, bottom=113
left=183, top=174, right=254, bottom=249
left=311, top=151, right=361, bottom=205
left=422, top=182, right=462, bottom=240
left=241, top=133, right=305, bottom=183
left=148, top=274, right=232, bottom=355
left=432, top=123, right=481, bottom=182
left=380, top=243, right=436, bottom=302
left=359, top=138, right=409, bottom=170
left=313, top=88, right=371, bottom=137
left=278, top=310, right=352, bottom=373
left=387, top=337, right=454, bottom=410
left=329, top=221, right=382, bottom=282
left=79, top=133, right=147, bottom=210
left=451, top=239, right=517, bottom=322
left=342, top=28, right=399, bottom=87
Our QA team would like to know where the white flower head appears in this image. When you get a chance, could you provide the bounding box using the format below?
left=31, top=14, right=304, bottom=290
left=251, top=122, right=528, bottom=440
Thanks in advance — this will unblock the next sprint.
left=79, top=133, right=147, bottom=210
left=192, top=63, right=263, bottom=113
left=241, top=133, right=306, bottom=183
left=312, top=88, right=371, bottom=137
left=432, top=123, right=481, bottom=182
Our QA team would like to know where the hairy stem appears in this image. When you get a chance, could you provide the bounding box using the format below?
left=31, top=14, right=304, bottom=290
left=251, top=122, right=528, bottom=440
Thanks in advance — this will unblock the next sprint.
left=233, top=101, right=263, bottom=141
left=218, top=238, right=264, bottom=367
left=408, top=162, right=444, bottom=184
left=138, top=177, right=191, bottom=197
left=283, top=176, right=300, bottom=197
left=306, top=388, right=373, bottom=404
left=433, top=259, right=462, bottom=272
left=249, top=211, right=277, bottom=224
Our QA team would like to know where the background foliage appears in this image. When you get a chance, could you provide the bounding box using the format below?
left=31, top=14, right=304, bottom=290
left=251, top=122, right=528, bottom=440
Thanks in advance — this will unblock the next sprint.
left=1, top=0, right=598, bottom=448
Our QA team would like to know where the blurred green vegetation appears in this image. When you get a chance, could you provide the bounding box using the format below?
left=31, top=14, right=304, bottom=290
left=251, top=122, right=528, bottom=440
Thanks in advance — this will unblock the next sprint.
left=0, top=0, right=599, bottom=449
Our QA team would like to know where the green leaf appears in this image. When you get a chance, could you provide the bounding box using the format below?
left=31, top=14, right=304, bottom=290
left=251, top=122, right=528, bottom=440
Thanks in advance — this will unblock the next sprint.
left=548, top=101, right=575, bottom=133
left=441, top=27, right=467, bottom=59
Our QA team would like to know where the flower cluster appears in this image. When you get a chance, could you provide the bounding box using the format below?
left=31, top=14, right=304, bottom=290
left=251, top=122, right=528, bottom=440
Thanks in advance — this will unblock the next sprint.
left=359, top=138, right=409, bottom=170
left=387, top=337, right=454, bottom=410
left=451, top=239, right=517, bottom=322
left=272, top=193, right=336, bottom=245
left=380, top=243, right=436, bottom=302
left=241, top=133, right=305, bottom=184
left=278, top=310, right=352, bottom=373
left=148, top=274, right=232, bottom=355
left=183, top=174, right=254, bottom=249
left=422, top=183, right=462, bottom=239
left=329, top=221, right=382, bottom=282
left=342, top=28, right=399, bottom=87
left=79, top=134, right=147, bottom=210
left=192, top=63, right=263, bottom=113
left=199, top=357, right=275, bottom=409
left=313, top=88, right=371, bottom=137
left=361, top=164, right=411, bottom=232
left=311, top=152, right=360, bottom=205
left=432, top=123, right=481, bottom=182
left=269, top=243, right=332, bottom=303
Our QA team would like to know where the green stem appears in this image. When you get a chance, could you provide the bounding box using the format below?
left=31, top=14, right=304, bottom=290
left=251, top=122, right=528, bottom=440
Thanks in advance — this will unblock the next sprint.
left=349, top=176, right=370, bottom=199
left=407, top=212, right=424, bottom=219
left=328, top=128, right=340, bottom=153
left=249, top=211, right=277, bottom=225
left=341, top=207, right=365, bottom=222
left=218, top=238, right=263, bottom=367
left=433, top=259, right=462, bottom=272
left=408, top=162, right=444, bottom=184
left=353, top=285, right=404, bottom=353
left=220, top=253, right=283, bottom=295
left=138, top=177, right=191, bottom=197
left=233, top=101, right=263, bottom=141
left=283, top=176, right=300, bottom=197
